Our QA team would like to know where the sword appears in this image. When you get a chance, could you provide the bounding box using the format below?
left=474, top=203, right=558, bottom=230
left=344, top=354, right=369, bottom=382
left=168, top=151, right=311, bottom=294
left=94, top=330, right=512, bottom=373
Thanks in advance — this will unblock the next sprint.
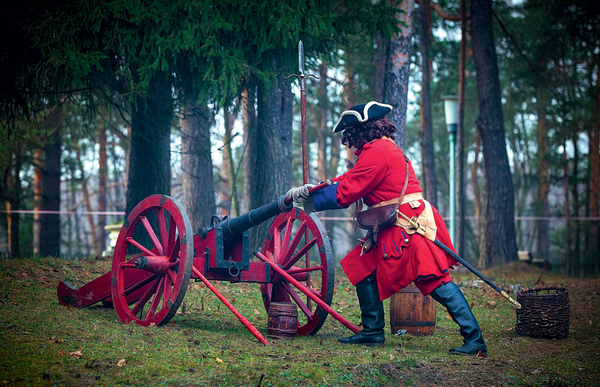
left=287, top=40, right=318, bottom=184
left=432, top=238, right=522, bottom=309
left=395, top=210, right=521, bottom=309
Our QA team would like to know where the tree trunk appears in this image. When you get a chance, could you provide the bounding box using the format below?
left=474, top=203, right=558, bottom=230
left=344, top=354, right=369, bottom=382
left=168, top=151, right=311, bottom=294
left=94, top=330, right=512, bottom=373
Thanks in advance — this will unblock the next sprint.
left=6, top=144, right=22, bottom=258
left=344, top=51, right=359, bottom=169
left=418, top=0, right=437, bottom=207
left=341, top=53, right=361, bottom=258
left=374, top=33, right=386, bottom=102
left=69, top=163, right=82, bottom=255
left=384, top=0, right=415, bottom=149
left=571, top=129, right=581, bottom=276
left=97, top=120, right=108, bottom=256
left=180, top=100, right=215, bottom=231
left=123, top=124, right=131, bottom=212
left=39, top=125, right=62, bottom=257
left=472, top=131, right=483, bottom=260
left=126, top=77, right=173, bottom=253
left=223, top=106, right=239, bottom=217
left=537, top=84, right=550, bottom=261
left=456, top=0, right=467, bottom=257
left=73, top=141, right=99, bottom=257
left=470, top=0, right=518, bottom=266
left=329, top=129, right=341, bottom=178
left=242, top=82, right=257, bottom=215
left=478, top=167, right=488, bottom=268
left=249, top=67, right=293, bottom=251
left=126, top=76, right=173, bottom=217
left=316, top=62, right=335, bottom=233
left=33, top=148, right=43, bottom=256
left=588, top=66, right=600, bottom=269
left=563, top=138, right=571, bottom=276
left=316, top=63, right=329, bottom=180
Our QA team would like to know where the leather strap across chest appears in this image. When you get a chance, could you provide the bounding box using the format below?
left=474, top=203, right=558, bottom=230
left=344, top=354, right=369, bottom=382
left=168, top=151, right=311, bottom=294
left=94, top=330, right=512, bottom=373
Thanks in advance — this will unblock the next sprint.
left=355, top=143, right=410, bottom=213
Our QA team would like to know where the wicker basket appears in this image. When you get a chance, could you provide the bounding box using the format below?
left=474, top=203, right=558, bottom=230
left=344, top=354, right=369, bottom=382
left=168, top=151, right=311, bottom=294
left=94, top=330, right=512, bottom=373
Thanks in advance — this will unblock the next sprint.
left=516, top=287, right=570, bottom=339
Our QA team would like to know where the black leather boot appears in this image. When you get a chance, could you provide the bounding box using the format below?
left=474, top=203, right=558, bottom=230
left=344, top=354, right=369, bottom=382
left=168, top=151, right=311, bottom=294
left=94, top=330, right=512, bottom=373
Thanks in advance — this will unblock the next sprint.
left=429, top=282, right=488, bottom=356
left=338, top=273, right=385, bottom=346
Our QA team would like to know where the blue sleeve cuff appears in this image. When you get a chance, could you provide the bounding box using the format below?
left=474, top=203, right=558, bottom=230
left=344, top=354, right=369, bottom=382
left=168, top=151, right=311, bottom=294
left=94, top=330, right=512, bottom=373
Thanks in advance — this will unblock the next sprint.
left=313, top=183, right=345, bottom=211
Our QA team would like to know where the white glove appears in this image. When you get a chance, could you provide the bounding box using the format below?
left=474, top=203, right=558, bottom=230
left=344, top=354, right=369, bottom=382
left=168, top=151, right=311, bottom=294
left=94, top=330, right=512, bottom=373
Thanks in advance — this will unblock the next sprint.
left=286, top=183, right=316, bottom=202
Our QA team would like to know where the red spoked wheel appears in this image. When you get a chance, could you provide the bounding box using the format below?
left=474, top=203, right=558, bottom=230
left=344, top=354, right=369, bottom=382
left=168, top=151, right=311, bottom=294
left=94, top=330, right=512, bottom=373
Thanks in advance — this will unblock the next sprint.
left=261, top=208, right=334, bottom=335
left=111, top=195, right=193, bottom=326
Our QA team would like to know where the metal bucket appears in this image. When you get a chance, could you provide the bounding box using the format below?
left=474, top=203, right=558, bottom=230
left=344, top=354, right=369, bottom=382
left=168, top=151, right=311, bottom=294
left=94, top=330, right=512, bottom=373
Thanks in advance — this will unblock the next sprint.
left=390, top=284, right=437, bottom=336
left=267, top=302, right=298, bottom=340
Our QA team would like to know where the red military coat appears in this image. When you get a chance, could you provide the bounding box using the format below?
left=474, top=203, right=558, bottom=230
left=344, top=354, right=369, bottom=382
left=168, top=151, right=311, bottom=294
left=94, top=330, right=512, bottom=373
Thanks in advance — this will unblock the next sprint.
left=313, top=138, right=458, bottom=300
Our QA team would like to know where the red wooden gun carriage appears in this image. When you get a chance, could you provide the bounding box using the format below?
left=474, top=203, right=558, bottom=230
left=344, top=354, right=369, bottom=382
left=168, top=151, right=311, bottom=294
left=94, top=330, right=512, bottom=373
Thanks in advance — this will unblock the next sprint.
left=57, top=185, right=359, bottom=344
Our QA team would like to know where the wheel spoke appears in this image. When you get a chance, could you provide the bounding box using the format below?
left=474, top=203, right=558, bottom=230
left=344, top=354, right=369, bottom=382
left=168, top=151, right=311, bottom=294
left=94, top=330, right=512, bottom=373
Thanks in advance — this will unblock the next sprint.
left=280, top=217, right=294, bottom=253
left=281, top=282, right=314, bottom=319
left=166, top=268, right=177, bottom=285
left=145, top=277, right=165, bottom=319
left=131, top=277, right=161, bottom=316
left=123, top=274, right=158, bottom=297
left=266, top=283, right=273, bottom=302
left=279, top=220, right=307, bottom=264
left=166, top=215, right=177, bottom=258
left=274, top=226, right=282, bottom=261
left=265, top=250, right=275, bottom=262
left=140, top=216, right=164, bottom=255
left=273, top=284, right=291, bottom=303
left=283, top=236, right=317, bottom=270
left=158, top=208, right=169, bottom=254
left=286, top=266, right=324, bottom=274
left=302, top=284, right=324, bottom=298
left=162, top=274, right=172, bottom=307
left=126, top=237, right=156, bottom=257
left=304, top=230, right=312, bottom=310
left=168, top=238, right=181, bottom=262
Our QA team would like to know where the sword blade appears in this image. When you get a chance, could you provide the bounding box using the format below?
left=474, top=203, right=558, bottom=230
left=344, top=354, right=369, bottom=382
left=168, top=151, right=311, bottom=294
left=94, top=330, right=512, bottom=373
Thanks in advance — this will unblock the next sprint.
left=433, top=238, right=522, bottom=309
left=298, top=40, right=305, bottom=75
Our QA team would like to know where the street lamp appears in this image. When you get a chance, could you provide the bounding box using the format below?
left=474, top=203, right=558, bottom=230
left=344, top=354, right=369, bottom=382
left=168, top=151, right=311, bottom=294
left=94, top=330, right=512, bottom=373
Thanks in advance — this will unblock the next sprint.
left=442, top=95, right=458, bottom=243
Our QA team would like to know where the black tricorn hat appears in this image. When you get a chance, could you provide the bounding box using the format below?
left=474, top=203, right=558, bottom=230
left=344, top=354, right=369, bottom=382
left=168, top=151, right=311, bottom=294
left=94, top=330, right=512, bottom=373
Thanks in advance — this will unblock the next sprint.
left=332, top=101, right=393, bottom=133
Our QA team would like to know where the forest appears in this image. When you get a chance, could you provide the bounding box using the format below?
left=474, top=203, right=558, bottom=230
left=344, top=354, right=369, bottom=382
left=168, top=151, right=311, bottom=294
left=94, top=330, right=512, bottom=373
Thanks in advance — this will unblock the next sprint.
left=1, top=0, right=598, bottom=277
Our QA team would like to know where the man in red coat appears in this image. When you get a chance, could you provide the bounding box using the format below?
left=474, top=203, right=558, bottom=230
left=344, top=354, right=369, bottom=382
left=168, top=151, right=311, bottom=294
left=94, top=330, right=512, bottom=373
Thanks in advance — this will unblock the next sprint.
left=287, top=101, right=487, bottom=355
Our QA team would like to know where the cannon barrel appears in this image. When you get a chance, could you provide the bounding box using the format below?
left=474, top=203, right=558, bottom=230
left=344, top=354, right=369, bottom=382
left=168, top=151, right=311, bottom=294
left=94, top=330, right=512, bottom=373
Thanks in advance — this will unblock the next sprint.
left=218, top=195, right=293, bottom=241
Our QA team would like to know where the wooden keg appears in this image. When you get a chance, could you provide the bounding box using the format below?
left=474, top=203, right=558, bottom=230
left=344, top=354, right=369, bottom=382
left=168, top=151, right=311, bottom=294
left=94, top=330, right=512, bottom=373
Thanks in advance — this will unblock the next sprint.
left=267, top=302, right=299, bottom=340
left=389, top=283, right=437, bottom=336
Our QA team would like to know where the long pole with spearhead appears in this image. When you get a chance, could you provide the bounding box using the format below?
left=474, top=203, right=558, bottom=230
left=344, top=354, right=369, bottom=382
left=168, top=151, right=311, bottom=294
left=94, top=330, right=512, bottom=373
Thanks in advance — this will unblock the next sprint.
left=287, top=41, right=319, bottom=312
left=287, top=41, right=318, bottom=184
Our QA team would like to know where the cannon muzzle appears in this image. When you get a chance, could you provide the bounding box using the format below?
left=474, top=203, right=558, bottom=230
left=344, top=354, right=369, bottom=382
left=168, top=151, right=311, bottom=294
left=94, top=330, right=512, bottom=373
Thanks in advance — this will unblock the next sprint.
left=218, top=195, right=293, bottom=241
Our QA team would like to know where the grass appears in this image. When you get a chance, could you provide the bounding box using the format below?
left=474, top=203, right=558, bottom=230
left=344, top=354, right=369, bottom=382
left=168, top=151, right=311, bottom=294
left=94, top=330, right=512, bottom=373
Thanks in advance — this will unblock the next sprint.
left=1, top=257, right=599, bottom=386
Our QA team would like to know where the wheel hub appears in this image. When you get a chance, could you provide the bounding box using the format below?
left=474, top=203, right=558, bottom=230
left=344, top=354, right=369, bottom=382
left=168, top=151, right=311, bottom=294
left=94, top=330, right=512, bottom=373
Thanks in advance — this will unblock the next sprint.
left=134, top=255, right=173, bottom=275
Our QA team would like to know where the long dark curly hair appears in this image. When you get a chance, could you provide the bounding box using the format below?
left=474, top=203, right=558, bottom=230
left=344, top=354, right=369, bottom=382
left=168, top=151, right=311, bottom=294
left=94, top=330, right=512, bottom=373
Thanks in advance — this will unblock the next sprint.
left=341, top=118, right=397, bottom=149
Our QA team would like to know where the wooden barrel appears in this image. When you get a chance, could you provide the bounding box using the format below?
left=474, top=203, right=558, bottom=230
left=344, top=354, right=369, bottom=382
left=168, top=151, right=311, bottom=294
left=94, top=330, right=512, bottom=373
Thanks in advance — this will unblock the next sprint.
left=389, top=284, right=437, bottom=336
left=267, top=302, right=299, bottom=340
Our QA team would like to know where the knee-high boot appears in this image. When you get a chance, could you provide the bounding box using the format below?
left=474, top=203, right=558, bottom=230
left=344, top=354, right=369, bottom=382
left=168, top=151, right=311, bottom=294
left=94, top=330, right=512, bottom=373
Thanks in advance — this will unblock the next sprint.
left=429, top=282, right=488, bottom=355
left=338, top=273, right=385, bottom=346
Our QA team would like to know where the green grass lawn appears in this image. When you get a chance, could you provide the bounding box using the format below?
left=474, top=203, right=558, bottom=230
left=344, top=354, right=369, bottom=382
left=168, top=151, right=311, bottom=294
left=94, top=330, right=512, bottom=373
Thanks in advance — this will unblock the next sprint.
left=1, top=257, right=599, bottom=386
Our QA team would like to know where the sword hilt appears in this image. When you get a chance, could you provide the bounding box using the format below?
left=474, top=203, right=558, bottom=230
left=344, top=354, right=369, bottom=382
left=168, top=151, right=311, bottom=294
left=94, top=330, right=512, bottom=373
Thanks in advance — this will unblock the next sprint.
left=501, top=290, right=522, bottom=309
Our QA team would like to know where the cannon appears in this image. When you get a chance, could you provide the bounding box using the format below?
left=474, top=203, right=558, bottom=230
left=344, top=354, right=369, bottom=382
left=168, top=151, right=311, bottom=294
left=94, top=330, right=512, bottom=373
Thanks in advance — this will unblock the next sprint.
left=57, top=187, right=359, bottom=344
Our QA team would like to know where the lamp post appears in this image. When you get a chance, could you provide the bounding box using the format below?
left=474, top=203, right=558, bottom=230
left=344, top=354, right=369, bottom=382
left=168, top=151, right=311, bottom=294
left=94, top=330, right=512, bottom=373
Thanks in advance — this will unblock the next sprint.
left=442, top=95, right=458, bottom=242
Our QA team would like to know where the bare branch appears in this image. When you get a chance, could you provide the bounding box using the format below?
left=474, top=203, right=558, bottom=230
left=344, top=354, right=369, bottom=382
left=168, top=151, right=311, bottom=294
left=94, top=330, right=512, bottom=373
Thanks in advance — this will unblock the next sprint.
left=415, top=0, right=462, bottom=22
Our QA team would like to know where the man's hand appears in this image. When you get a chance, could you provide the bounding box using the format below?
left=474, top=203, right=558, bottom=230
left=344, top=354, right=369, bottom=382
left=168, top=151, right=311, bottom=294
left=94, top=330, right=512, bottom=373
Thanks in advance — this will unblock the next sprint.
left=285, top=183, right=316, bottom=202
